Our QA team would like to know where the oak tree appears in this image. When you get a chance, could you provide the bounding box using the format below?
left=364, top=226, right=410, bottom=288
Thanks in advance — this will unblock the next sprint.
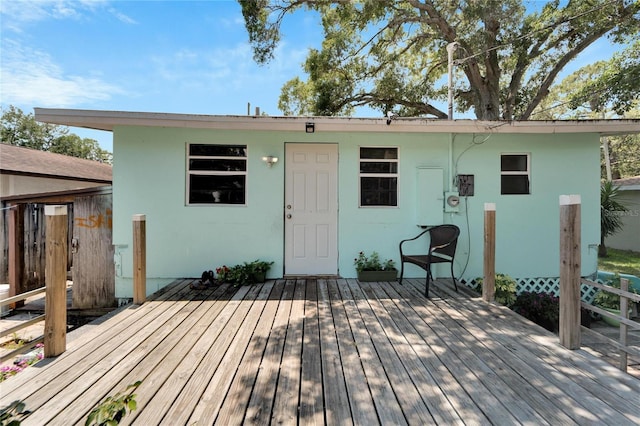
left=240, top=0, right=639, bottom=120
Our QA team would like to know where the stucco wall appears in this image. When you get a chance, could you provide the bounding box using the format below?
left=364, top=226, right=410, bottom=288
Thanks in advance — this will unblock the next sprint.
left=606, top=189, right=640, bottom=252
left=111, top=126, right=600, bottom=298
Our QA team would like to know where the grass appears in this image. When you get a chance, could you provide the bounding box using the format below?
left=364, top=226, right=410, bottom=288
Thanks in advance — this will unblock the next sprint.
left=598, top=248, right=640, bottom=276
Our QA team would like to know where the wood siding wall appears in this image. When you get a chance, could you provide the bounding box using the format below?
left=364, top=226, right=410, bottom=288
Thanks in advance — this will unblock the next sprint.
left=2, top=193, right=114, bottom=308
left=1, top=203, right=72, bottom=289
left=72, top=194, right=115, bottom=308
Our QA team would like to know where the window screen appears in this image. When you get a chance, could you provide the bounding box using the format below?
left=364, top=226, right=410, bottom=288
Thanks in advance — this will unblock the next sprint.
left=187, top=144, right=247, bottom=204
left=500, top=154, right=530, bottom=195
left=359, top=147, right=398, bottom=206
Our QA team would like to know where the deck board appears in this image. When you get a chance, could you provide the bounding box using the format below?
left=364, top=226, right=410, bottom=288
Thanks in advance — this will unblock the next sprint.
left=271, top=279, right=306, bottom=424
left=424, top=280, right=640, bottom=423
left=317, top=280, right=353, bottom=425
left=244, top=280, right=295, bottom=424
left=326, top=279, right=378, bottom=425
left=2, top=278, right=639, bottom=426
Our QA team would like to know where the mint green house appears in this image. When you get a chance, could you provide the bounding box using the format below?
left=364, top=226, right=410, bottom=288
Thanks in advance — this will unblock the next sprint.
left=34, top=109, right=640, bottom=299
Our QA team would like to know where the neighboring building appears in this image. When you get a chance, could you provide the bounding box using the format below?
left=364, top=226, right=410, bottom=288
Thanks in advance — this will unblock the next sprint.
left=0, top=143, right=112, bottom=197
left=1, top=144, right=114, bottom=308
left=34, top=108, right=640, bottom=298
left=607, top=176, right=640, bottom=252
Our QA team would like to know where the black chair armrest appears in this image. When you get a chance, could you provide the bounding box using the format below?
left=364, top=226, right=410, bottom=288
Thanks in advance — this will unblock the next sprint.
left=399, top=228, right=432, bottom=257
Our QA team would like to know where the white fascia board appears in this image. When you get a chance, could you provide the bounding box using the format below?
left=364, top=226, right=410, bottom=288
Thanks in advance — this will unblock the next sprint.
left=34, top=108, right=640, bottom=135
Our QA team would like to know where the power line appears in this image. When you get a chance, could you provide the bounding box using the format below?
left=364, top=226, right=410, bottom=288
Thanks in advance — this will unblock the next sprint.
left=455, top=0, right=622, bottom=64
left=529, top=72, right=627, bottom=117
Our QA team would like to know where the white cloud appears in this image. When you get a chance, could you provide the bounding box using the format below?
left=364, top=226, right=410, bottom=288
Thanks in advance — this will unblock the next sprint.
left=108, top=7, right=137, bottom=25
left=0, top=0, right=136, bottom=31
left=0, top=40, right=123, bottom=107
left=146, top=41, right=307, bottom=100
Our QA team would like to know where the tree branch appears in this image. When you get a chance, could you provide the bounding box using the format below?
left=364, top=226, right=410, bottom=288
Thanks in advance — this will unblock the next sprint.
left=520, top=28, right=615, bottom=119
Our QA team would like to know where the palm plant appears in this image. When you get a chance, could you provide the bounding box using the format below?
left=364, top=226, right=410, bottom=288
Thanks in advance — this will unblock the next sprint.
left=599, top=181, right=627, bottom=257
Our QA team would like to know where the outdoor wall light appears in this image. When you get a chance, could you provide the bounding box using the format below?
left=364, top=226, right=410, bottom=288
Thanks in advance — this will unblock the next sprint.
left=305, top=122, right=315, bottom=133
left=262, top=156, right=279, bottom=167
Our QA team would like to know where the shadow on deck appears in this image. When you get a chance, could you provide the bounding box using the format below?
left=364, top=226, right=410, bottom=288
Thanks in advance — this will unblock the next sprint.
left=1, top=278, right=639, bottom=425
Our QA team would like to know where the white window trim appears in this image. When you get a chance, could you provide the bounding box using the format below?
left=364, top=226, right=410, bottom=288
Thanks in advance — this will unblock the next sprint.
left=186, top=143, right=248, bottom=206
left=500, top=152, right=531, bottom=195
left=358, top=146, right=400, bottom=208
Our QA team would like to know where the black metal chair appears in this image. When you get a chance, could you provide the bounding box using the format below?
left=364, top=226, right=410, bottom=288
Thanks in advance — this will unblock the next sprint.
left=399, top=224, right=460, bottom=297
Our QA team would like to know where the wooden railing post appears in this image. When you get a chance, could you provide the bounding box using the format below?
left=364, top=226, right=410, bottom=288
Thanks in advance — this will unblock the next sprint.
left=8, top=203, right=25, bottom=301
left=44, top=205, right=68, bottom=358
left=559, top=195, right=581, bottom=350
left=483, top=203, right=496, bottom=302
left=133, top=214, right=146, bottom=304
left=620, top=277, right=629, bottom=370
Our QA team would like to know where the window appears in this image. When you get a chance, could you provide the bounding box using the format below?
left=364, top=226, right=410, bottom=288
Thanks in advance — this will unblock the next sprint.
left=359, top=147, right=398, bottom=206
left=500, top=153, right=530, bottom=195
left=187, top=144, right=247, bottom=205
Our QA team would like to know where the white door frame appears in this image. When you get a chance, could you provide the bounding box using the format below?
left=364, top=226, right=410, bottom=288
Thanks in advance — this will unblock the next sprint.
left=284, top=143, right=338, bottom=275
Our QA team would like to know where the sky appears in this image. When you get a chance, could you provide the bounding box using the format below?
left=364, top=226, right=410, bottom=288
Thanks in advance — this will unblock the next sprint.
left=0, top=0, right=627, bottom=152
left=1, top=0, right=325, bottom=151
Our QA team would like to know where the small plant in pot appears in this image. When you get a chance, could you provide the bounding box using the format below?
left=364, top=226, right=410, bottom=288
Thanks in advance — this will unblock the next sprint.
left=215, top=260, right=274, bottom=286
left=246, top=260, right=274, bottom=283
left=354, top=251, right=397, bottom=282
left=593, top=274, right=637, bottom=326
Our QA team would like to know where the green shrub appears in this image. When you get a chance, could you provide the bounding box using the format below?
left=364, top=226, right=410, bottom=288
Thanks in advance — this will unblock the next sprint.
left=85, top=381, right=141, bottom=426
left=594, top=273, right=639, bottom=310
left=512, top=292, right=559, bottom=332
left=354, top=251, right=396, bottom=272
left=474, top=273, right=517, bottom=307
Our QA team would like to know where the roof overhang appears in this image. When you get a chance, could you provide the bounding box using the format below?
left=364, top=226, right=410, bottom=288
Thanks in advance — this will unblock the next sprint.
left=34, top=108, right=640, bottom=136
left=1, top=185, right=112, bottom=203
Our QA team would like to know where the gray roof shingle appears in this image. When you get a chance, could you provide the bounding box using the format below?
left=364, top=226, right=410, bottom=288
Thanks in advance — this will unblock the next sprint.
left=0, top=143, right=112, bottom=183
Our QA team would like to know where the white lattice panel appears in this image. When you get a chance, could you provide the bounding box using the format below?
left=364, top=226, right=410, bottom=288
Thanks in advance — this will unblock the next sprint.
left=463, top=276, right=599, bottom=303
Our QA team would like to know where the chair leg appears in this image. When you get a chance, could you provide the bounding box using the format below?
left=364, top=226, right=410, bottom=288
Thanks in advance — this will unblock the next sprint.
left=399, top=262, right=404, bottom=285
left=425, top=266, right=431, bottom=298
left=450, top=262, right=458, bottom=292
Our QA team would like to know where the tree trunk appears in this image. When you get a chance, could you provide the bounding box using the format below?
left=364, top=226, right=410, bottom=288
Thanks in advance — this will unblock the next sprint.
left=598, top=233, right=607, bottom=258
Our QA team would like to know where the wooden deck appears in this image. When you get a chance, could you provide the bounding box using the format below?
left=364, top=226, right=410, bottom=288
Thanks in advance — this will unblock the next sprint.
left=2, top=278, right=640, bottom=425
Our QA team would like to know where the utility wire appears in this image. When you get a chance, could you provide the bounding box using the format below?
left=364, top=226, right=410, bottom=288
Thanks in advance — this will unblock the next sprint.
left=454, top=0, right=623, bottom=64
left=529, top=73, right=627, bottom=117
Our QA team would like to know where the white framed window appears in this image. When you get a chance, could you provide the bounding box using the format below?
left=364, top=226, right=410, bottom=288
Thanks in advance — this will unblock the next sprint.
left=359, top=147, right=399, bottom=206
left=500, top=153, right=530, bottom=195
left=187, top=144, right=247, bottom=205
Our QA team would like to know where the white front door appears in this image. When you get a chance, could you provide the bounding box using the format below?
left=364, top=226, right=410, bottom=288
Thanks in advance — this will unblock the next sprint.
left=285, top=143, right=338, bottom=275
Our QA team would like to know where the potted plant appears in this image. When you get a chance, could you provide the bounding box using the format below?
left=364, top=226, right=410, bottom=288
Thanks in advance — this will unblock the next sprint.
left=215, top=264, right=249, bottom=287
left=246, top=259, right=274, bottom=283
left=215, top=265, right=230, bottom=283
left=354, top=251, right=397, bottom=282
left=215, top=260, right=274, bottom=286
left=593, top=274, right=636, bottom=326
